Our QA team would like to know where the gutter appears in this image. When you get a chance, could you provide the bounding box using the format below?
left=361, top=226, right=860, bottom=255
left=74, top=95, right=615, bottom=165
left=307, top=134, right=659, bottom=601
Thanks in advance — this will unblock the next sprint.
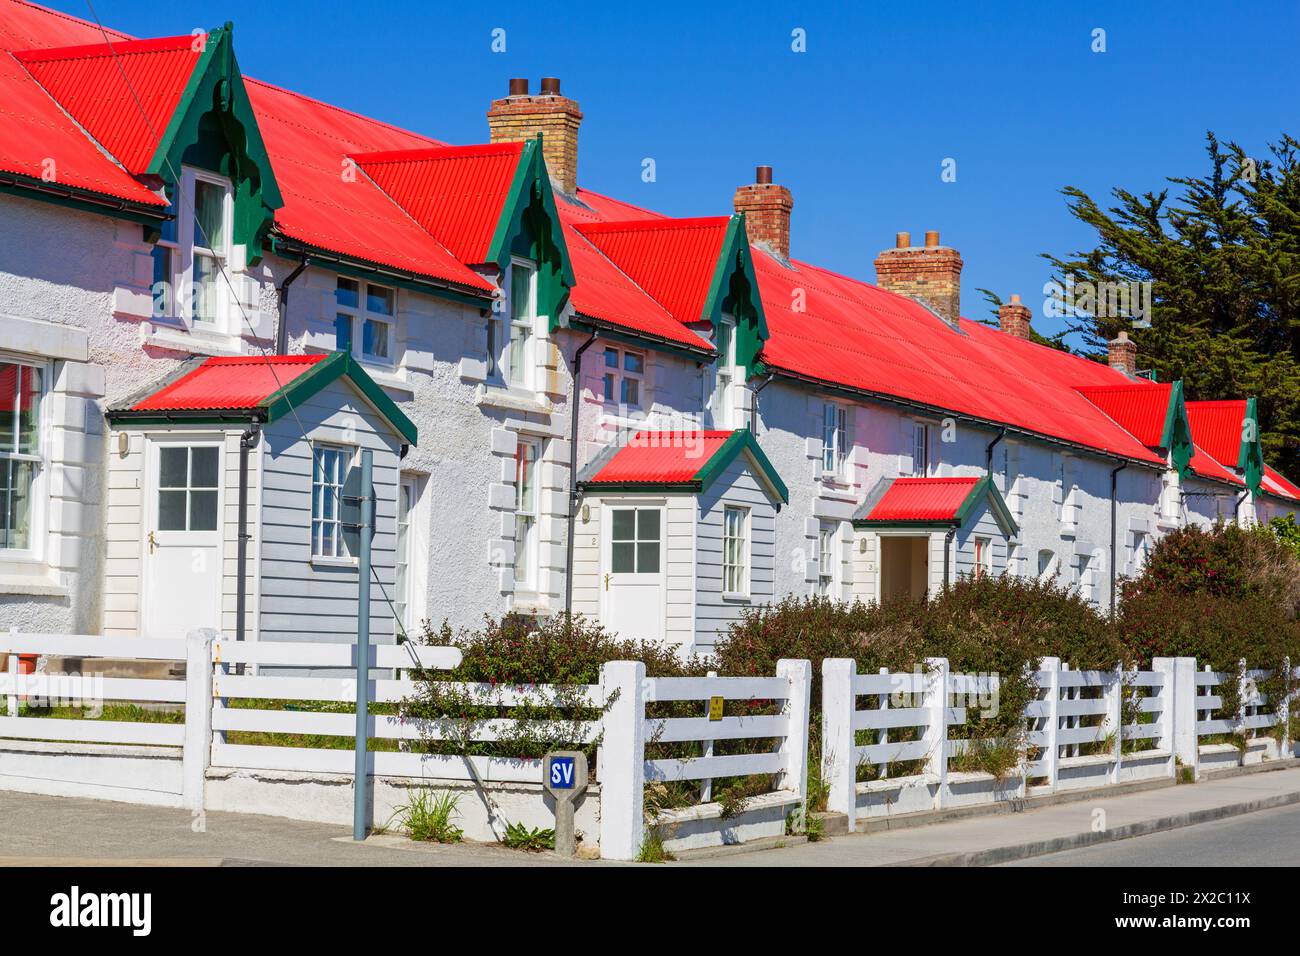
left=569, top=314, right=714, bottom=363
left=564, top=332, right=599, bottom=616
left=1109, top=460, right=1127, bottom=615
left=0, top=172, right=169, bottom=222
left=274, top=257, right=311, bottom=355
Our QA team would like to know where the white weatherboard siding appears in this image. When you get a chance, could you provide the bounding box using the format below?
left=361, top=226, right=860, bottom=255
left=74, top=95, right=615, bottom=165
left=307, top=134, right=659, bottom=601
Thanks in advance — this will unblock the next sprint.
left=952, top=501, right=1009, bottom=579
left=257, top=377, right=402, bottom=645
left=694, top=455, right=777, bottom=652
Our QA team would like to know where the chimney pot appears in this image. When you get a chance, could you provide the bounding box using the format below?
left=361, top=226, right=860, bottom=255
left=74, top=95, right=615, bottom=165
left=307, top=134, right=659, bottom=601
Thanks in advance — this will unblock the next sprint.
left=1010, top=293, right=1021, bottom=304
left=998, top=293, right=1033, bottom=339
left=874, top=230, right=964, bottom=327
left=733, top=166, right=793, bottom=259
left=1108, top=330, right=1138, bottom=377
left=488, top=78, right=583, bottom=195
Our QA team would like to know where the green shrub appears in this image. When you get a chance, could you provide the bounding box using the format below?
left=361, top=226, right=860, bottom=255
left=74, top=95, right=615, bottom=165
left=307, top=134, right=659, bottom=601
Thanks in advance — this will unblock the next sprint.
left=390, top=789, right=463, bottom=843
left=501, top=822, right=555, bottom=851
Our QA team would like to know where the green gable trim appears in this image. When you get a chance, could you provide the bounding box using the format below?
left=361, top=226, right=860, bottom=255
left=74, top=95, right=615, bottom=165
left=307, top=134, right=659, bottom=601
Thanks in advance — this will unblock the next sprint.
left=1241, top=397, right=1265, bottom=493
left=486, top=138, right=575, bottom=333
left=261, top=351, right=417, bottom=446
left=109, top=351, right=418, bottom=446
left=151, top=23, right=283, bottom=261
left=1161, top=380, right=1195, bottom=478
left=853, top=475, right=1018, bottom=537
left=695, top=429, right=788, bottom=504
left=704, top=215, right=768, bottom=371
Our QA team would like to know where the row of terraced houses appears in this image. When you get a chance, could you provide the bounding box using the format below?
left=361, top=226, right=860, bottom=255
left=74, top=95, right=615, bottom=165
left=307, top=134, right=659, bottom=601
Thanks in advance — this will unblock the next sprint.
left=2, top=2, right=1298, bottom=655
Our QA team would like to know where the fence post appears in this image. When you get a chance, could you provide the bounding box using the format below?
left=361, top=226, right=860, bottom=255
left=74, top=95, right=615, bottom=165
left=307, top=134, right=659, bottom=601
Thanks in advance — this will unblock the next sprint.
left=1154, top=656, right=1198, bottom=780
left=700, top=669, right=716, bottom=803
left=1038, top=657, right=1060, bottom=791
left=924, top=657, right=949, bottom=810
left=5, top=629, right=18, bottom=718
left=598, top=660, right=645, bottom=861
left=1105, top=663, right=1123, bottom=785
left=1281, top=657, right=1293, bottom=760
left=776, top=659, right=812, bottom=810
left=1237, top=657, right=1250, bottom=766
left=182, top=628, right=216, bottom=811
left=821, top=658, right=856, bottom=832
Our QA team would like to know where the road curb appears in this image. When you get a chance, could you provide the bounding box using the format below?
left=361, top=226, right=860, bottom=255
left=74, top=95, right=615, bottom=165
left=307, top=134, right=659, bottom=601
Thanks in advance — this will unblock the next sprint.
left=891, top=788, right=1300, bottom=866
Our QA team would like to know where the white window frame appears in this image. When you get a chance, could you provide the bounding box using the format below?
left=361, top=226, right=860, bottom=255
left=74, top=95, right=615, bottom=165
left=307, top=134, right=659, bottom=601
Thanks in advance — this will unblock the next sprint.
left=395, top=473, right=429, bottom=636
left=334, top=277, right=396, bottom=367
left=601, top=345, right=646, bottom=410
left=722, top=505, right=750, bottom=598
left=176, top=166, right=233, bottom=332
left=498, top=258, right=538, bottom=391
left=974, top=536, right=992, bottom=579
left=310, top=443, right=352, bottom=562
left=513, top=436, right=542, bottom=591
left=817, top=522, right=837, bottom=596
left=710, top=317, right=739, bottom=428
left=912, top=422, right=930, bottom=477
left=0, top=356, right=49, bottom=561
left=822, top=402, right=849, bottom=479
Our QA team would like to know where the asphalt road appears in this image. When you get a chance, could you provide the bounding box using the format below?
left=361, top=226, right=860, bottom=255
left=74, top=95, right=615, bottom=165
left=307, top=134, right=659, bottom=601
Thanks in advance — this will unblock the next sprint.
left=1006, top=802, right=1300, bottom=866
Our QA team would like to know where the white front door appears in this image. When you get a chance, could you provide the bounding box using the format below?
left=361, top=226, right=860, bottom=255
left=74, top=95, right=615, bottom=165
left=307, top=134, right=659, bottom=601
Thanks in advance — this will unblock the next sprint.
left=600, top=505, right=664, bottom=642
left=141, top=437, right=224, bottom=638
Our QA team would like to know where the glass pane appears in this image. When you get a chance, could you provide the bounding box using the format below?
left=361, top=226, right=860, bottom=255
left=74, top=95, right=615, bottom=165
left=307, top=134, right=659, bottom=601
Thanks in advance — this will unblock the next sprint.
left=486, top=317, right=500, bottom=377
left=636, top=542, right=660, bottom=573
left=0, top=365, right=14, bottom=454
left=335, top=314, right=353, bottom=353
left=189, top=490, right=218, bottom=530
left=623, top=352, right=644, bottom=374
left=0, top=460, right=33, bottom=550
left=335, top=278, right=359, bottom=309
left=509, top=324, right=529, bottom=384
left=16, top=365, right=41, bottom=455
left=151, top=245, right=172, bottom=311
left=193, top=178, right=226, bottom=250
left=363, top=319, right=390, bottom=359
left=190, top=447, right=218, bottom=487
left=611, top=509, right=635, bottom=541
left=514, top=516, right=532, bottom=580
left=603, top=374, right=614, bottom=402
left=158, top=490, right=187, bottom=530
left=193, top=254, right=219, bottom=325
left=159, top=447, right=188, bottom=488
left=716, top=322, right=733, bottom=362
left=636, top=508, right=660, bottom=541
left=511, top=264, right=533, bottom=322
left=604, top=348, right=619, bottom=369
left=367, top=285, right=394, bottom=316
left=158, top=207, right=176, bottom=243
left=611, top=541, right=635, bottom=573
left=621, top=378, right=639, bottom=407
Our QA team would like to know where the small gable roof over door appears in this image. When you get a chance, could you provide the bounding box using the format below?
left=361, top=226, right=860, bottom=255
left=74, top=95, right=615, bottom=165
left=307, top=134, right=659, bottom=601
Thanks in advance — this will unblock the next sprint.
left=854, top=476, right=1018, bottom=535
left=106, top=352, right=417, bottom=445
left=578, top=429, right=787, bottom=504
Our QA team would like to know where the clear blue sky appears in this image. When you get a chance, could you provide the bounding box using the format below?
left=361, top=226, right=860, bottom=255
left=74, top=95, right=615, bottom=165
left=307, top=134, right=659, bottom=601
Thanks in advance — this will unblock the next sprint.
left=62, top=0, right=1299, bottom=345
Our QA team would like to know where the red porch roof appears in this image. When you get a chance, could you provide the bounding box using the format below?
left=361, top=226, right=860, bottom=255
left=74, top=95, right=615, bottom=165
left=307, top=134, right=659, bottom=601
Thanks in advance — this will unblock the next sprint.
left=130, top=355, right=324, bottom=411
left=860, top=477, right=980, bottom=523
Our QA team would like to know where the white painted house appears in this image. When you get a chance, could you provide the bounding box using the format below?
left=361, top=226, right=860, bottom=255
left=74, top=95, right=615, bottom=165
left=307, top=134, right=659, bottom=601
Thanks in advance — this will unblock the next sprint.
left=1, top=4, right=1297, bottom=656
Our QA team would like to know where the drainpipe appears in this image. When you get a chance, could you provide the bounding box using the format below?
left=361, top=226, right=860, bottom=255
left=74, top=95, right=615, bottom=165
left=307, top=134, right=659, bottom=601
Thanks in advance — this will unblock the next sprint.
left=1233, top=488, right=1250, bottom=523
left=274, top=258, right=310, bottom=355
left=235, top=422, right=262, bottom=646
left=564, top=332, right=598, bottom=616
left=942, top=527, right=957, bottom=590
left=1109, top=460, right=1127, bottom=615
left=751, top=372, right=776, bottom=433
left=985, top=427, right=1006, bottom=473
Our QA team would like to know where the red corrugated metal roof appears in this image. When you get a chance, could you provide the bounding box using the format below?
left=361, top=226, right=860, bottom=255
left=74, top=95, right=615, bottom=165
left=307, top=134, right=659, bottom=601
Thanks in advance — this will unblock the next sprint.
left=1074, top=382, right=1171, bottom=448
left=131, top=355, right=324, bottom=411
left=245, top=79, right=493, bottom=293
left=865, top=477, right=979, bottom=522
left=1186, top=400, right=1247, bottom=468
left=1190, top=444, right=1243, bottom=485
left=1263, top=465, right=1300, bottom=501
left=574, top=217, right=729, bottom=326
left=588, top=431, right=733, bottom=484
left=15, top=34, right=200, bottom=174
left=353, top=143, right=522, bottom=264
left=0, top=1, right=163, bottom=204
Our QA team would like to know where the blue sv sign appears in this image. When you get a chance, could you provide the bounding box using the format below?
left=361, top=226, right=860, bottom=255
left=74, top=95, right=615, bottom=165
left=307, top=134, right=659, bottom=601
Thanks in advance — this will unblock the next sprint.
left=549, top=756, right=576, bottom=789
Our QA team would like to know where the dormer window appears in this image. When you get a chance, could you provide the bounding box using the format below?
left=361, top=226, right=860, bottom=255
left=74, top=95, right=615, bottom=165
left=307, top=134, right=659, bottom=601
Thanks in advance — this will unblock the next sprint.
left=488, top=260, right=539, bottom=390
left=709, top=317, right=741, bottom=428
left=151, top=168, right=233, bottom=332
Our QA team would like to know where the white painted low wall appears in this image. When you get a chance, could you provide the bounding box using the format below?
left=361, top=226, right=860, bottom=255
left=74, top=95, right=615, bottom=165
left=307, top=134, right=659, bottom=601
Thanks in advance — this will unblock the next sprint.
left=205, top=766, right=600, bottom=847
left=0, top=738, right=183, bottom=807
left=651, top=790, right=799, bottom=853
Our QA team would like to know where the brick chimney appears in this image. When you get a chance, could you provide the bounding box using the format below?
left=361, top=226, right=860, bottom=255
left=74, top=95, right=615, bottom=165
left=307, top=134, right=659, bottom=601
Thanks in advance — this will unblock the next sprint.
left=487, top=77, right=582, bottom=195
left=1108, top=330, right=1137, bottom=377
left=873, top=230, right=963, bottom=327
left=998, top=293, right=1032, bottom=339
left=733, top=165, right=793, bottom=260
